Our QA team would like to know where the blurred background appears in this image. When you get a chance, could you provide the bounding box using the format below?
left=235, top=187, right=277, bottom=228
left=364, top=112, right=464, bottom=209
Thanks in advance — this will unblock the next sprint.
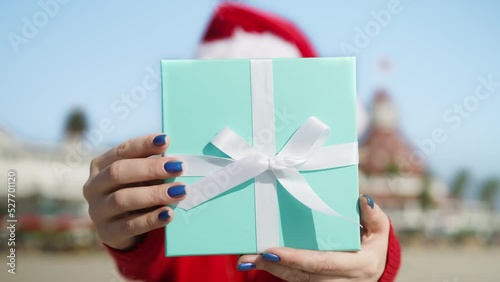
left=1, top=0, right=499, bottom=281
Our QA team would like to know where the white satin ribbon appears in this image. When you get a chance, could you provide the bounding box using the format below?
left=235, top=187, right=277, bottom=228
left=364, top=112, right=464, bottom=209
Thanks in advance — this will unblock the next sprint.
left=174, top=59, right=358, bottom=252
left=177, top=117, right=358, bottom=214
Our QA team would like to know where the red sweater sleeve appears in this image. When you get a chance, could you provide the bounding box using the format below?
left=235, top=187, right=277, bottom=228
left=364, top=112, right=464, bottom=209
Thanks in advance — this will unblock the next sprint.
left=106, top=223, right=400, bottom=282
left=378, top=221, right=402, bottom=282
left=105, top=228, right=281, bottom=282
left=105, top=228, right=172, bottom=281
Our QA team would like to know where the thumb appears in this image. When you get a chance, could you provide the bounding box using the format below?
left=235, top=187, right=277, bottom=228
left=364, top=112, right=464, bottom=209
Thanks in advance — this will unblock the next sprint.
left=359, top=194, right=390, bottom=235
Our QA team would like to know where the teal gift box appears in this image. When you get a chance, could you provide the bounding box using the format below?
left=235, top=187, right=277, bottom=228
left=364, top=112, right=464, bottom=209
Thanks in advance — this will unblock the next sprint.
left=161, top=57, right=360, bottom=256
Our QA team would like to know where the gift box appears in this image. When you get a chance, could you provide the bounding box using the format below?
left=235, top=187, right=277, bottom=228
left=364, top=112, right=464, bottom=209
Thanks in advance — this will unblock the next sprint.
left=161, top=57, right=360, bottom=256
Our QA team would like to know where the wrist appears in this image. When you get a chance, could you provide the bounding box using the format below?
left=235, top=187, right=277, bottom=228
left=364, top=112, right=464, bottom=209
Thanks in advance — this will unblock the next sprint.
left=105, top=233, right=148, bottom=252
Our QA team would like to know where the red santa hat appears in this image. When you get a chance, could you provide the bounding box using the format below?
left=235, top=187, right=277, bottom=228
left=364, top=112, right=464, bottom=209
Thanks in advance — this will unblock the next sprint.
left=196, top=2, right=317, bottom=59
left=195, top=3, right=368, bottom=136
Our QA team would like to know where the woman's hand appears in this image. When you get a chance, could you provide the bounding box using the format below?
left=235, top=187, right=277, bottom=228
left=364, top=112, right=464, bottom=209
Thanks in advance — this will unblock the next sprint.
left=83, top=134, right=186, bottom=250
left=238, top=194, right=389, bottom=282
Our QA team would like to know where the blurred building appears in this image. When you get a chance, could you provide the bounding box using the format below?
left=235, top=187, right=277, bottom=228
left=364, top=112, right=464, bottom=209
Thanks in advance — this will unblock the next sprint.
left=0, top=111, right=105, bottom=249
left=0, top=126, right=97, bottom=203
left=359, top=90, right=500, bottom=240
left=359, top=89, right=448, bottom=210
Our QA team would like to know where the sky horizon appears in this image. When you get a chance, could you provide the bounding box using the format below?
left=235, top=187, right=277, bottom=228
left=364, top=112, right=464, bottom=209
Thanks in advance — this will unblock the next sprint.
left=1, top=1, right=499, bottom=198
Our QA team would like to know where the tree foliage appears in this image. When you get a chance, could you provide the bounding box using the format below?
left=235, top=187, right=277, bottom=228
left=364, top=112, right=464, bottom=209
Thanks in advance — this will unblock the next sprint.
left=419, top=172, right=434, bottom=210
left=64, top=108, right=87, bottom=137
left=450, top=169, right=469, bottom=199
left=480, top=178, right=499, bottom=210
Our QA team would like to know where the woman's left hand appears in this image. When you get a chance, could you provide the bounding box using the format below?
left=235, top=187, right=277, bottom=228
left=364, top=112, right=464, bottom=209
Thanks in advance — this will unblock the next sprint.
left=237, top=194, right=389, bottom=282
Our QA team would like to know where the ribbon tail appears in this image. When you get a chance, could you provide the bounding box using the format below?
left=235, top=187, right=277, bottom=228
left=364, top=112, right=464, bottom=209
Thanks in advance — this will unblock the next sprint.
left=273, top=168, right=342, bottom=217
left=297, top=142, right=359, bottom=171
left=176, top=154, right=268, bottom=210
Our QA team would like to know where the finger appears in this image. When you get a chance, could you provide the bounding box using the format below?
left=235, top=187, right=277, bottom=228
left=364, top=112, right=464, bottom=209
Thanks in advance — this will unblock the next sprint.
left=238, top=255, right=319, bottom=281
left=257, top=247, right=365, bottom=277
left=92, top=133, right=170, bottom=172
left=92, top=157, right=184, bottom=194
left=359, top=194, right=390, bottom=236
left=358, top=194, right=390, bottom=280
left=95, top=182, right=187, bottom=220
left=99, top=206, right=174, bottom=250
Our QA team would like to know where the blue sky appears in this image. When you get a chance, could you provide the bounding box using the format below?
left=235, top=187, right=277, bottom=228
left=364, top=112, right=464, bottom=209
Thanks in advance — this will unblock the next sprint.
left=1, top=0, right=499, bottom=194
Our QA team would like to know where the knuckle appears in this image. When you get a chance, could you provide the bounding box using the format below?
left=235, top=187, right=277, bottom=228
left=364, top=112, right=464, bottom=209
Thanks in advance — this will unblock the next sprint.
left=108, top=161, right=124, bottom=184
left=89, top=158, right=99, bottom=173
left=257, top=262, right=272, bottom=272
left=153, top=185, right=168, bottom=203
left=82, top=181, right=91, bottom=201
left=95, top=228, right=109, bottom=244
left=109, top=191, right=127, bottom=211
left=87, top=205, right=98, bottom=222
left=90, top=158, right=105, bottom=172
left=284, top=269, right=311, bottom=282
left=116, top=140, right=131, bottom=158
left=88, top=204, right=106, bottom=226
left=141, top=186, right=159, bottom=207
left=119, top=219, right=136, bottom=235
left=145, top=212, right=159, bottom=229
left=147, top=159, right=162, bottom=178
left=144, top=137, right=153, bottom=149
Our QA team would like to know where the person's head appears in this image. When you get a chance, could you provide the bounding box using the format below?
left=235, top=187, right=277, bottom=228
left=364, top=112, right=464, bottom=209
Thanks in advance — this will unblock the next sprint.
left=194, top=3, right=368, bottom=136
left=196, top=3, right=316, bottom=59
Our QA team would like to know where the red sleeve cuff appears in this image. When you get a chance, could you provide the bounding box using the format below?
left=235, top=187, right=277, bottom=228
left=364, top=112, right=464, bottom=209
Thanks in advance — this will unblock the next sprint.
left=104, top=228, right=166, bottom=280
left=378, top=220, right=401, bottom=282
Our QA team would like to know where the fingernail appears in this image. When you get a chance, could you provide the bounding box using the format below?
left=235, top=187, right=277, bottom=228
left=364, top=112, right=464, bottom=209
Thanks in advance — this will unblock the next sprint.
left=362, top=194, right=375, bottom=209
left=153, top=134, right=167, bottom=146
left=168, top=185, right=186, bottom=198
left=164, top=161, right=183, bottom=173
left=262, top=252, right=280, bottom=262
left=237, top=262, right=256, bottom=271
left=158, top=210, right=170, bottom=221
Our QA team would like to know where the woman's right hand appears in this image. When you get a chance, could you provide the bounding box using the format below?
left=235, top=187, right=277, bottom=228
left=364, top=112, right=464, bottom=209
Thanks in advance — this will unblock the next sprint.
left=83, top=134, right=186, bottom=250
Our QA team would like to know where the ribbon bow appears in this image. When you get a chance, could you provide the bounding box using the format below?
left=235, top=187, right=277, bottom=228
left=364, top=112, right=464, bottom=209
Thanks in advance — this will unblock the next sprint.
left=177, top=116, right=358, bottom=218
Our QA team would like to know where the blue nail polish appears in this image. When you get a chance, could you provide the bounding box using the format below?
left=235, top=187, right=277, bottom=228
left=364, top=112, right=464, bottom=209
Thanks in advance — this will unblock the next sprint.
left=153, top=134, right=167, bottom=146
left=168, top=185, right=186, bottom=198
left=262, top=252, right=280, bottom=262
left=158, top=210, right=170, bottom=221
left=237, top=262, right=256, bottom=271
left=164, top=161, right=183, bottom=173
left=362, top=194, right=375, bottom=209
